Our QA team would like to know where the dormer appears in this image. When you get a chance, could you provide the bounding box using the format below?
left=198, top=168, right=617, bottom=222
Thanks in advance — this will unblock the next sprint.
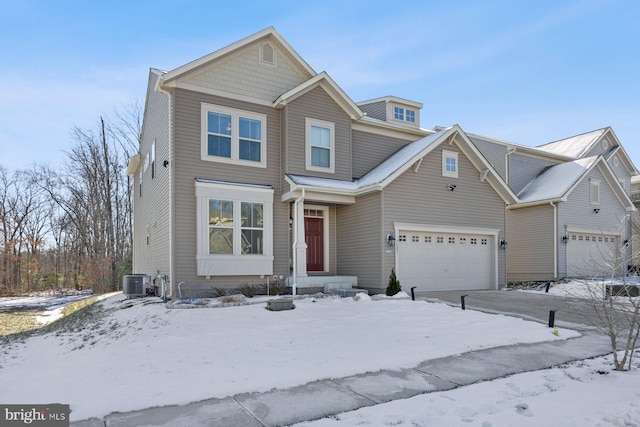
left=357, top=96, right=423, bottom=129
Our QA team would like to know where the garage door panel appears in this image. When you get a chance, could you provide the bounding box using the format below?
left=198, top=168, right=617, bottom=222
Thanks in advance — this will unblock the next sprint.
left=567, top=233, right=619, bottom=277
left=397, top=231, right=493, bottom=292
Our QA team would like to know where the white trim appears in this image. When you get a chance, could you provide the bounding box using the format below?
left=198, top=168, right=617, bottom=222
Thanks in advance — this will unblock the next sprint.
left=176, top=82, right=273, bottom=107
left=304, top=204, right=330, bottom=273
left=195, top=181, right=274, bottom=276
left=590, top=178, right=600, bottom=205
left=200, top=103, right=267, bottom=168
left=351, top=121, right=430, bottom=140
left=442, top=150, right=459, bottom=178
left=305, top=117, right=335, bottom=174
left=566, top=225, right=621, bottom=236
left=259, top=41, right=277, bottom=67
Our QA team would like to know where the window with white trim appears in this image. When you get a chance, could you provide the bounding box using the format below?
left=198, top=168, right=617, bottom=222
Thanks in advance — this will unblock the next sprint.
left=201, top=103, right=267, bottom=168
left=394, top=107, right=404, bottom=121
left=196, top=181, right=273, bottom=276
left=305, top=118, right=335, bottom=173
left=590, top=179, right=600, bottom=205
left=405, top=109, right=416, bottom=123
left=442, top=150, right=458, bottom=178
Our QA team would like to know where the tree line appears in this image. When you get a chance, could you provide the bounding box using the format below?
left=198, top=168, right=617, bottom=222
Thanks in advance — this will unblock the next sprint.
left=0, top=101, right=142, bottom=295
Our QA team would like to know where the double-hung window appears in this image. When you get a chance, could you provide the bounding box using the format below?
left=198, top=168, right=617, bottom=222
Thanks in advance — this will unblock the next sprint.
left=196, top=180, right=273, bottom=276
left=394, top=106, right=404, bottom=121
left=306, top=118, right=335, bottom=173
left=442, top=150, right=458, bottom=178
left=201, top=103, right=267, bottom=168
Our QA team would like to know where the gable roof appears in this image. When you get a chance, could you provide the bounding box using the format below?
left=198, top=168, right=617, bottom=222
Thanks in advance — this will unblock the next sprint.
left=273, top=71, right=364, bottom=120
left=286, top=125, right=518, bottom=204
left=160, top=26, right=316, bottom=85
left=536, top=128, right=609, bottom=158
left=514, top=155, right=635, bottom=210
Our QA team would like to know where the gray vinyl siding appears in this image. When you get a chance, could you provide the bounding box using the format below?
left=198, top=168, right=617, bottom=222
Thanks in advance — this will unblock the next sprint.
left=509, top=153, right=561, bottom=195
left=557, top=166, right=629, bottom=277
left=358, top=101, right=387, bottom=121
left=583, top=139, right=609, bottom=158
left=172, top=88, right=289, bottom=294
left=382, top=145, right=508, bottom=289
left=506, top=205, right=555, bottom=282
left=352, top=130, right=412, bottom=178
left=282, top=86, right=352, bottom=181
left=133, top=71, right=171, bottom=282
left=469, top=137, right=507, bottom=181
left=608, top=154, right=631, bottom=191
left=336, top=193, right=383, bottom=290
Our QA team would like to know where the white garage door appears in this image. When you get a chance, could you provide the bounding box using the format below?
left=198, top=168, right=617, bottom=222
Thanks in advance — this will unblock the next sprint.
left=567, top=233, right=619, bottom=277
left=397, top=230, right=494, bottom=292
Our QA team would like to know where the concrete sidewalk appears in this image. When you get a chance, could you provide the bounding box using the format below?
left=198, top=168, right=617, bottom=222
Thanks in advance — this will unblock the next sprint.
left=72, top=326, right=613, bottom=426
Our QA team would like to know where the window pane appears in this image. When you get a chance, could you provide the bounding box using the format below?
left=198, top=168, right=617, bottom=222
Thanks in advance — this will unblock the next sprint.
left=311, top=125, right=330, bottom=147
left=241, top=202, right=263, bottom=228
left=406, top=110, right=415, bottom=123
left=209, top=199, right=233, bottom=227
left=239, top=140, right=261, bottom=162
left=208, top=112, right=231, bottom=135
left=241, top=229, right=263, bottom=254
left=311, top=146, right=330, bottom=167
left=239, top=117, right=261, bottom=140
left=208, top=135, right=231, bottom=158
left=394, top=107, right=404, bottom=120
left=446, top=157, right=456, bottom=172
left=209, top=228, right=233, bottom=254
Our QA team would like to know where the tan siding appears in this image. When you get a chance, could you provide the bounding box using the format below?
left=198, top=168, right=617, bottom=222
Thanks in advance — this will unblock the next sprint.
left=506, top=205, right=555, bottom=281
left=284, top=86, right=352, bottom=181
left=469, top=137, right=507, bottom=181
left=383, top=144, right=508, bottom=288
left=359, top=101, right=386, bottom=121
left=172, top=88, right=288, bottom=294
left=509, top=154, right=560, bottom=195
left=352, top=130, right=411, bottom=178
left=336, top=193, right=383, bottom=290
left=133, top=72, right=171, bottom=283
left=181, top=39, right=308, bottom=104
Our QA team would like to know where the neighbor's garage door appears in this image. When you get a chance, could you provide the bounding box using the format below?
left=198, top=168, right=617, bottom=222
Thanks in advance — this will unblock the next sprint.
left=567, top=232, right=619, bottom=277
left=397, top=231, right=494, bottom=292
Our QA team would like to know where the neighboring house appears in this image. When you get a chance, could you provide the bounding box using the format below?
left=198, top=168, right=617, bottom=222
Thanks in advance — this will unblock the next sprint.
left=128, top=27, right=637, bottom=297
left=471, top=128, right=638, bottom=281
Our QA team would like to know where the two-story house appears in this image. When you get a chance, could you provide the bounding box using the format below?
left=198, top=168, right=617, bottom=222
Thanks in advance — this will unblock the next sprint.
left=127, top=27, right=637, bottom=297
left=127, top=27, right=518, bottom=298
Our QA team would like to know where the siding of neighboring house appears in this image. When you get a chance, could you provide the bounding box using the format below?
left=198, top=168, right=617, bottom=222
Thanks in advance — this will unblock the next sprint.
left=358, top=101, right=387, bottom=121
left=509, top=153, right=560, bottom=195
left=336, top=192, right=383, bottom=289
left=172, top=88, right=288, bottom=294
left=382, top=144, right=508, bottom=289
left=608, top=153, right=631, bottom=191
left=469, top=137, right=508, bottom=181
left=582, top=138, right=610, bottom=158
left=352, top=130, right=412, bottom=178
left=557, top=166, right=629, bottom=277
left=133, top=71, right=172, bottom=286
left=181, top=39, right=310, bottom=105
left=506, top=204, right=555, bottom=281
left=282, top=86, right=352, bottom=181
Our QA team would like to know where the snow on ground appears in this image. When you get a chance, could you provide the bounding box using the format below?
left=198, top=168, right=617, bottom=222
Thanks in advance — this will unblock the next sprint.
left=0, top=294, right=578, bottom=421
left=294, top=354, right=640, bottom=427
left=519, top=277, right=640, bottom=300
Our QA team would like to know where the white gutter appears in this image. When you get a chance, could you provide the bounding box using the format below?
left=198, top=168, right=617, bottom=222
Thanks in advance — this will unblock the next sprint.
left=551, top=202, right=558, bottom=279
left=292, top=188, right=305, bottom=296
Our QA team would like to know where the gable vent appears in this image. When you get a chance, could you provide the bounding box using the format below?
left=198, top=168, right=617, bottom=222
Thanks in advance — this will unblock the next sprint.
left=261, top=42, right=276, bottom=66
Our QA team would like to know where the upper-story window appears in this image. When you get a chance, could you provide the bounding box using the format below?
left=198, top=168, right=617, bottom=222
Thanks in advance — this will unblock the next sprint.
left=590, top=179, right=600, bottom=205
left=394, top=107, right=404, bottom=121
left=305, top=117, right=335, bottom=173
left=392, top=106, right=416, bottom=124
left=201, top=103, right=267, bottom=168
left=405, top=109, right=416, bottom=123
left=442, top=150, right=458, bottom=178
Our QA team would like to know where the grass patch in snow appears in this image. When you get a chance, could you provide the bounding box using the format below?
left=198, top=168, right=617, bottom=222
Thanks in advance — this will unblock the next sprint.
left=0, top=309, right=40, bottom=337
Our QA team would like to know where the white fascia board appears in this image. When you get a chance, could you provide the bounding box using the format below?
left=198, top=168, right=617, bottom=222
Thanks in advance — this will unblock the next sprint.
left=595, top=159, right=636, bottom=210
left=393, top=222, right=500, bottom=237
left=357, top=95, right=423, bottom=109
left=566, top=225, right=621, bottom=235
left=352, top=119, right=433, bottom=139
left=174, top=82, right=273, bottom=107
left=507, top=198, right=565, bottom=209
left=126, top=153, right=141, bottom=176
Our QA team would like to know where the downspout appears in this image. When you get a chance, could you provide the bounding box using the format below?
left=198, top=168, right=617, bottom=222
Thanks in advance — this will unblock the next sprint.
left=505, top=147, right=516, bottom=184
left=292, top=188, right=305, bottom=296
left=551, top=202, right=558, bottom=279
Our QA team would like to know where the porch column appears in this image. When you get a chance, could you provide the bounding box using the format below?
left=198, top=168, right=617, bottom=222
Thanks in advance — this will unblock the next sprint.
left=294, top=198, right=308, bottom=278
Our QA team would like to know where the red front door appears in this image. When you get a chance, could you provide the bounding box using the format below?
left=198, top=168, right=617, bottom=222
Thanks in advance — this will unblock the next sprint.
left=305, top=217, right=324, bottom=271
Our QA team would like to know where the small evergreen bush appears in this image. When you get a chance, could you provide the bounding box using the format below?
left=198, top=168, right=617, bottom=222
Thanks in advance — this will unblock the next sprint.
left=386, top=268, right=401, bottom=296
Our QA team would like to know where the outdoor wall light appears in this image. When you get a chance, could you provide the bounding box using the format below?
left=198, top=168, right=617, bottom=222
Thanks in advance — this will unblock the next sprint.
left=448, top=184, right=457, bottom=191
left=624, top=239, right=630, bottom=247
left=499, top=239, right=508, bottom=250
left=593, top=208, right=600, bottom=213
left=163, top=160, right=169, bottom=167
left=387, top=233, right=396, bottom=247
left=562, top=235, right=568, bottom=243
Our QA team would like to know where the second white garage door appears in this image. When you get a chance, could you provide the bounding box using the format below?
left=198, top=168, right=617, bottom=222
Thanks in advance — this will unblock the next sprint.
left=566, top=232, right=620, bottom=277
left=397, top=230, right=495, bottom=292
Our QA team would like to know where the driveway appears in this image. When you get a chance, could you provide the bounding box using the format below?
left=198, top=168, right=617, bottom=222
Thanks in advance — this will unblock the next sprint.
left=417, top=289, right=603, bottom=330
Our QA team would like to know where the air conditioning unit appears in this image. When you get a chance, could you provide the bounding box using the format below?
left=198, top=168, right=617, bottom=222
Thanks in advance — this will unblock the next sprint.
left=122, top=274, right=152, bottom=298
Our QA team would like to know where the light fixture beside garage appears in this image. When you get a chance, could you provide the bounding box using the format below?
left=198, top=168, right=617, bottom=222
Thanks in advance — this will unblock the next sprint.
left=499, top=239, right=508, bottom=250
left=448, top=184, right=457, bottom=191
left=386, top=233, right=396, bottom=247
left=562, top=235, right=568, bottom=244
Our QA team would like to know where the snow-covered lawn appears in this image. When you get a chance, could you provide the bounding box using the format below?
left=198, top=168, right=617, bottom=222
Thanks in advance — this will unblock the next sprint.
left=294, top=354, right=640, bottom=426
left=0, top=293, right=579, bottom=422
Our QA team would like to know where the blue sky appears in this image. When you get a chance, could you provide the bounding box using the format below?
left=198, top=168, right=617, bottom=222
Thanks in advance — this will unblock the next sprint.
left=1, top=0, right=639, bottom=171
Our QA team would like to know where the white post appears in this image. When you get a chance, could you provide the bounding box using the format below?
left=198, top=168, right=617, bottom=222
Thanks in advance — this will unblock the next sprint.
left=292, top=189, right=307, bottom=296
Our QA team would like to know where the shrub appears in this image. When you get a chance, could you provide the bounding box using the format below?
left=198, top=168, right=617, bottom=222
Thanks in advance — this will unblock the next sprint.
left=268, top=277, right=287, bottom=296
left=238, top=283, right=259, bottom=298
left=212, top=287, right=227, bottom=297
left=386, top=268, right=401, bottom=296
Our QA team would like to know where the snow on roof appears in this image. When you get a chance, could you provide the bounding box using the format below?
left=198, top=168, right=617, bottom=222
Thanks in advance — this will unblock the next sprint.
left=536, top=129, right=608, bottom=158
left=288, top=128, right=449, bottom=191
left=517, top=156, right=599, bottom=203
